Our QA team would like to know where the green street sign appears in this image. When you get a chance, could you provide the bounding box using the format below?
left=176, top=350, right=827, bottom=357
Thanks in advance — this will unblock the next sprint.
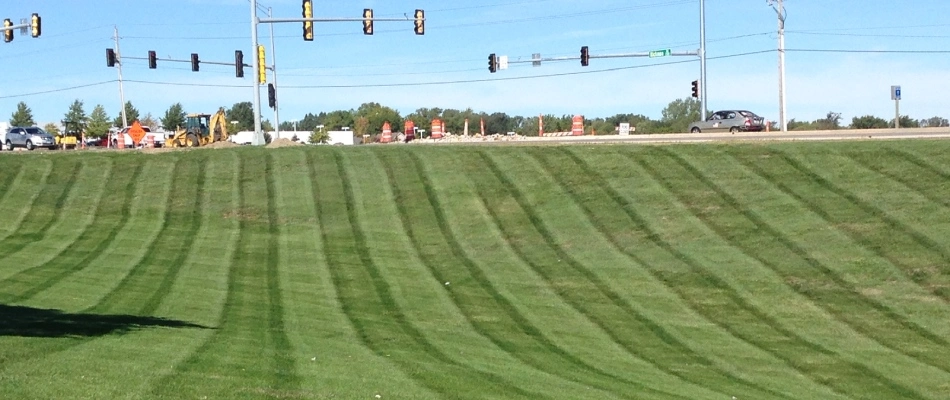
left=649, top=49, right=671, bottom=58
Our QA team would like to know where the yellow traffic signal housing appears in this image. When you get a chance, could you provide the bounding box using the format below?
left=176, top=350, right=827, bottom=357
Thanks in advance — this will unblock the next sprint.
left=31, top=13, right=41, bottom=38
left=302, top=0, right=314, bottom=41
left=257, top=45, right=267, bottom=84
left=414, top=9, right=425, bottom=35
left=3, top=19, right=12, bottom=43
left=362, top=9, right=373, bottom=35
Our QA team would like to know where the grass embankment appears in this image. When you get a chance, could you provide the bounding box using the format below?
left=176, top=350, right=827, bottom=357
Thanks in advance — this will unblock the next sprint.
left=0, top=141, right=949, bottom=399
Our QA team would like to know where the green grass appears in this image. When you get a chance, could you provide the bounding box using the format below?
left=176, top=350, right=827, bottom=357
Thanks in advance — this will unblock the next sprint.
left=1, top=141, right=949, bottom=399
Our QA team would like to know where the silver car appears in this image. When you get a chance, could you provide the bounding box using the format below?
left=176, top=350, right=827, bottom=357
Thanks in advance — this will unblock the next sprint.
left=4, top=127, right=57, bottom=150
left=688, top=110, right=765, bottom=133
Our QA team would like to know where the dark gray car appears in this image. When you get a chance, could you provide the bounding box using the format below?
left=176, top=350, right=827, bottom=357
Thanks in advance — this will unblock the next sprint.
left=688, top=110, right=765, bottom=133
left=4, top=127, right=57, bottom=150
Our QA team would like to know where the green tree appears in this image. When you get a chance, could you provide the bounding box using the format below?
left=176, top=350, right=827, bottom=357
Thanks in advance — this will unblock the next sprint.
left=309, top=127, right=329, bottom=144
left=10, top=101, right=35, bottom=126
left=895, top=115, right=919, bottom=128
left=921, top=116, right=949, bottom=127
left=355, top=102, right=402, bottom=135
left=87, top=105, right=112, bottom=137
left=226, top=102, right=254, bottom=131
left=113, top=101, right=140, bottom=127
left=850, top=115, right=889, bottom=129
left=322, top=110, right=355, bottom=131
left=816, top=111, right=842, bottom=130
left=43, top=122, right=61, bottom=136
left=661, top=98, right=702, bottom=133
left=63, top=99, right=87, bottom=126
left=160, top=103, right=186, bottom=131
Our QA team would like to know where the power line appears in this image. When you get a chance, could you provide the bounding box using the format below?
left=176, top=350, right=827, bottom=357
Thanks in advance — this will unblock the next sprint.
left=785, top=49, right=950, bottom=54
left=0, top=80, right=116, bottom=99
left=787, top=31, right=950, bottom=39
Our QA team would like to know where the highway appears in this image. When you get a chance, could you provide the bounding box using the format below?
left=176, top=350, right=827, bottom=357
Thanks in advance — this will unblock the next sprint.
left=524, top=127, right=950, bottom=145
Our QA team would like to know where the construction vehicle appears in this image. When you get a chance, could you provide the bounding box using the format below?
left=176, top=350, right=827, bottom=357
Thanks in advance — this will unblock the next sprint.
left=56, top=119, right=84, bottom=149
left=165, top=107, right=229, bottom=147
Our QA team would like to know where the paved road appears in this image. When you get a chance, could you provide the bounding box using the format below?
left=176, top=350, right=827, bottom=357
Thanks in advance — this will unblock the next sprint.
left=524, top=127, right=950, bottom=145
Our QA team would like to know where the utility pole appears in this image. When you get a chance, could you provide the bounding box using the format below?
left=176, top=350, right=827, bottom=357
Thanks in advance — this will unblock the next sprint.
left=699, top=0, right=708, bottom=121
left=770, top=0, right=787, bottom=132
left=268, top=7, right=280, bottom=138
left=113, top=26, right=128, bottom=135
left=250, top=0, right=264, bottom=145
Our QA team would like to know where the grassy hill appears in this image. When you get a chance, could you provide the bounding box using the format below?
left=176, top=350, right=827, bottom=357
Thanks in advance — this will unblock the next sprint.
left=1, top=141, right=949, bottom=399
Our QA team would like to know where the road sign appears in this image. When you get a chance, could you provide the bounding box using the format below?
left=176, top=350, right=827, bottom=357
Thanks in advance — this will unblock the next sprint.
left=532, top=53, right=541, bottom=67
left=649, top=49, right=671, bottom=58
left=891, top=85, right=901, bottom=100
left=619, top=123, right=631, bottom=136
left=499, top=55, right=509, bottom=70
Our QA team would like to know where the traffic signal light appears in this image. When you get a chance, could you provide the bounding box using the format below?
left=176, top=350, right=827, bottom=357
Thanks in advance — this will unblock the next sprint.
left=148, top=50, right=157, bottom=69
left=580, top=46, right=590, bottom=67
left=31, top=13, right=41, bottom=38
left=106, top=48, right=117, bottom=67
left=257, top=45, right=266, bottom=84
left=691, top=80, right=699, bottom=98
left=302, top=0, right=313, bottom=41
left=488, top=53, right=497, bottom=73
left=362, top=8, right=373, bottom=35
left=414, top=9, right=425, bottom=35
left=267, top=83, right=277, bottom=109
left=190, top=53, right=199, bottom=72
left=3, top=19, right=12, bottom=43
left=235, top=50, right=244, bottom=78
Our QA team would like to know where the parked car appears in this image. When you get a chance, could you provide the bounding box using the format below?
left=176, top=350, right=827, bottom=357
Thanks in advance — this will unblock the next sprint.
left=688, top=110, right=765, bottom=133
left=3, top=126, right=58, bottom=151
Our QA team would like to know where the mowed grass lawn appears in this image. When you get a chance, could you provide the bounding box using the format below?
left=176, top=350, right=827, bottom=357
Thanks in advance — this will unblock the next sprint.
left=1, top=140, right=949, bottom=399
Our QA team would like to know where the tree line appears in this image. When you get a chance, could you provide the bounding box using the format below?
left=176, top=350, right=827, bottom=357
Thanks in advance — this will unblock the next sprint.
left=8, top=98, right=949, bottom=138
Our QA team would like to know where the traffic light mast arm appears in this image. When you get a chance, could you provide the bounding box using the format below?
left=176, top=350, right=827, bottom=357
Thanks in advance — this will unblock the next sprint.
left=123, top=54, right=265, bottom=69
left=496, top=48, right=702, bottom=68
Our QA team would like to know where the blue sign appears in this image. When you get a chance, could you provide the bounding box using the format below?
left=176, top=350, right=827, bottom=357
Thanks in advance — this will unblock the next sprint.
left=891, top=85, right=901, bottom=100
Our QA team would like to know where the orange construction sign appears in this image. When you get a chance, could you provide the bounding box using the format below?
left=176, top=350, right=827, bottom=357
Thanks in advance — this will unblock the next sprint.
left=127, top=121, right=147, bottom=145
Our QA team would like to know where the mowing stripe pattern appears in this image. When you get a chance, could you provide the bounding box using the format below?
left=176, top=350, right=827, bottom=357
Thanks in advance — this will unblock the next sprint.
left=0, top=141, right=947, bottom=399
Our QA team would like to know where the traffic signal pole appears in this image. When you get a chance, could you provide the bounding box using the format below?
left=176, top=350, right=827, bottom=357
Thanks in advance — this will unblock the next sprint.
left=250, top=0, right=264, bottom=145
left=699, top=0, right=708, bottom=121
left=267, top=7, right=280, bottom=137
left=113, top=26, right=128, bottom=132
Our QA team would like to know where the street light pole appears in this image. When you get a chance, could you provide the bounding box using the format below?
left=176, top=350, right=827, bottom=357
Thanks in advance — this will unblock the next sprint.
left=770, top=0, right=788, bottom=132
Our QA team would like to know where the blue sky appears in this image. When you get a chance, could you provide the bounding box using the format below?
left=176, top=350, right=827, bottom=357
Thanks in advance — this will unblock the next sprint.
left=2, top=0, right=949, bottom=128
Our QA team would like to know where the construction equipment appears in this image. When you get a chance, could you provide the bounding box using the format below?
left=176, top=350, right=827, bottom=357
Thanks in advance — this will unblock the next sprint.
left=165, top=107, right=229, bottom=147
left=56, top=119, right=85, bottom=149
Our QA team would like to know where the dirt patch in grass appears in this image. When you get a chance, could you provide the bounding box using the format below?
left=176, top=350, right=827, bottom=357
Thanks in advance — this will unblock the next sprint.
left=204, top=141, right=239, bottom=149
left=266, top=138, right=304, bottom=148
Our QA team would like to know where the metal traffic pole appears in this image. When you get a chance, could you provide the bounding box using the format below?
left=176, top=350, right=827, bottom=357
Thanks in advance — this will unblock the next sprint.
left=250, top=0, right=264, bottom=145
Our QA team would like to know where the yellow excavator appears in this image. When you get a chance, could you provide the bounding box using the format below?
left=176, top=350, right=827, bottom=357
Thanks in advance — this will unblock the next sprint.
left=165, top=107, right=229, bottom=147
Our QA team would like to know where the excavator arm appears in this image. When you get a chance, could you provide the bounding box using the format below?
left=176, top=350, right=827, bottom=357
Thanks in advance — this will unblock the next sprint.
left=208, top=107, right=229, bottom=143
